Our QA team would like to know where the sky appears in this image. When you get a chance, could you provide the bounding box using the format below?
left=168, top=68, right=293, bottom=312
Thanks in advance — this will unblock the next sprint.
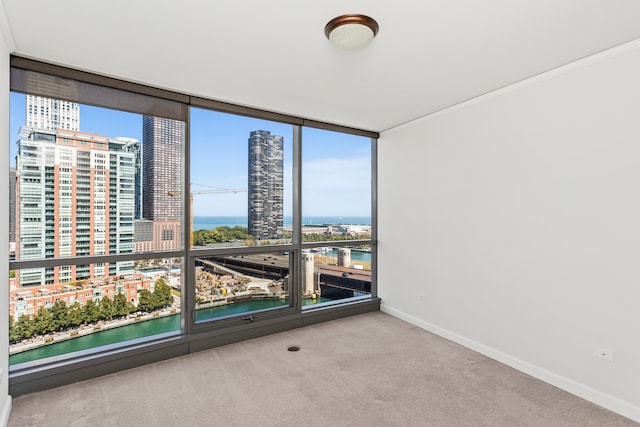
left=10, top=93, right=371, bottom=217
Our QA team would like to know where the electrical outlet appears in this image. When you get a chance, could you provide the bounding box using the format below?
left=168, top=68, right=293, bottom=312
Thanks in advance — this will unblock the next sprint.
left=594, top=347, right=615, bottom=362
left=419, top=294, right=429, bottom=302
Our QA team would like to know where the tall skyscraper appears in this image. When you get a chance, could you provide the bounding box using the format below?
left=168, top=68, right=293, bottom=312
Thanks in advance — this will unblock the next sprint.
left=248, top=130, right=284, bottom=240
left=15, top=127, right=135, bottom=286
left=141, top=116, right=184, bottom=250
left=26, top=95, right=80, bottom=131
left=119, top=137, right=142, bottom=219
left=9, top=167, right=16, bottom=244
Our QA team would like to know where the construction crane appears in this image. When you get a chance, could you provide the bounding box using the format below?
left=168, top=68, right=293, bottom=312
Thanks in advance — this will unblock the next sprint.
left=168, top=184, right=247, bottom=246
left=168, top=188, right=246, bottom=197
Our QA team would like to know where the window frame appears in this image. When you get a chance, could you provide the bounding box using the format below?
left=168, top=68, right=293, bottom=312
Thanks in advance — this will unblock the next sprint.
left=8, top=55, right=379, bottom=396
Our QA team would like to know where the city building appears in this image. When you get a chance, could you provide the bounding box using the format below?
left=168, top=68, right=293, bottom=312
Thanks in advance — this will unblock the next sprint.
left=133, top=219, right=155, bottom=253
left=15, top=127, right=136, bottom=286
left=25, top=95, right=79, bottom=131
left=9, top=167, right=15, bottom=251
left=141, top=116, right=183, bottom=250
left=120, top=137, right=142, bottom=219
left=248, top=130, right=284, bottom=240
left=9, top=273, right=152, bottom=321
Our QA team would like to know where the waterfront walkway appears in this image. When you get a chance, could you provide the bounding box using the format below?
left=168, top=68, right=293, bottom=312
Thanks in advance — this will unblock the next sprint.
left=9, top=297, right=181, bottom=355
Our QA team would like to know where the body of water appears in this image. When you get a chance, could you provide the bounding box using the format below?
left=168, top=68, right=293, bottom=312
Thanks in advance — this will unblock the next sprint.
left=320, top=248, right=371, bottom=263
left=10, top=297, right=333, bottom=365
left=10, top=314, right=180, bottom=365
left=194, top=216, right=371, bottom=230
left=194, top=296, right=331, bottom=322
left=11, top=216, right=372, bottom=365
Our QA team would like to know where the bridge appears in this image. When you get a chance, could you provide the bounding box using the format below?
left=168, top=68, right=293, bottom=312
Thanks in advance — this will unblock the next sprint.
left=196, top=255, right=288, bottom=280
left=196, top=254, right=371, bottom=297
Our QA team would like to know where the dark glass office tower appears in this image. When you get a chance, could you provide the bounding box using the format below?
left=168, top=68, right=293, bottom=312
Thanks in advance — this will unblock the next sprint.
left=142, top=116, right=184, bottom=250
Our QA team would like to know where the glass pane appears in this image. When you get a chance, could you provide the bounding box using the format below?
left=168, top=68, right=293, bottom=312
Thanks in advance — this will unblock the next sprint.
left=194, top=251, right=291, bottom=322
left=301, top=128, right=371, bottom=242
left=9, top=91, right=185, bottom=365
left=190, top=108, right=292, bottom=247
left=302, top=245, right=372, bottom=307
left=10, top=92, right=185, bottom=263
left=9, top=257, right=182, bottom=365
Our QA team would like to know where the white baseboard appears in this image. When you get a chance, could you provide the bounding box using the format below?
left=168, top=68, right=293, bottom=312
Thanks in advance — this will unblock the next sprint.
left=0, top=395, right=11, bottom=427
left=381, top=303, right=640, bottom=424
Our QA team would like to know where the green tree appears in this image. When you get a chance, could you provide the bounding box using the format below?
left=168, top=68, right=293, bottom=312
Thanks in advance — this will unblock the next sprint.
left=67, top=301, right=83, bottom=327
left=137, top=289, right=155, bottom=312
left=113, top=293, right=132, bottom=317
left=8, top=315, right=16, bottom=342
left=300, top=232, right=372, bottom=243
left=228, top=226, right=249, bottom=241
left=152, top=279, right=173, bottom=308
left=82, top=299, right=100, bottom=324
left=11, top=314, right=34, bottom=341
left=193, top=226, right=251, bottom=245
left=49, top=300, right=70, bottom=331
left=32, top=306, right=54, bottom=335
left=99, top=296, right=117, bottom=320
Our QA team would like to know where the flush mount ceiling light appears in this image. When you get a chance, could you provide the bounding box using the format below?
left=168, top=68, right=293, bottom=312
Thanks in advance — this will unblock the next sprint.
left=324, top=14, right=379, bottom=50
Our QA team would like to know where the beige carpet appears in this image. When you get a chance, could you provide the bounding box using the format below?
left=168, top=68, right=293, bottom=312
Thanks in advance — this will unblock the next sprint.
left=8, top=312, right=638, bottom=427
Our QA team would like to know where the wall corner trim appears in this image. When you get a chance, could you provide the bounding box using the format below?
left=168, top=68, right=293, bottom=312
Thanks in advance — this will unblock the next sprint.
left=0, top=2, right=16, bottom=52
left=0, top=395, right=11, bottom=427
left=380, top=303, right=640, bottom=424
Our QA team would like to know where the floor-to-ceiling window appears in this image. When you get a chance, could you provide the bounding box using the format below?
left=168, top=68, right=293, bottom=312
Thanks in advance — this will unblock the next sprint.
left=9, top=70, right=187, bottom=367
left=301, top=127, right=373, bottom=307
left=189, top=108, right=295, bottom=324
left=7, top=57, right=378, bottom=394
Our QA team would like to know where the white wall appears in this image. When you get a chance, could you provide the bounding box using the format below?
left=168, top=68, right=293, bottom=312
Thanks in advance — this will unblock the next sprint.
left=0, top=9, right=12, bottom=425
left=378, top=40, right=640, bottom=422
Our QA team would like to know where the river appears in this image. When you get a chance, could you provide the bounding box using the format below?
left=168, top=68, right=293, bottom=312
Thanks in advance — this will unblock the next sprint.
left=320, top=248, right=371, bottom=262
left=10, top=297, right=332, bottom=365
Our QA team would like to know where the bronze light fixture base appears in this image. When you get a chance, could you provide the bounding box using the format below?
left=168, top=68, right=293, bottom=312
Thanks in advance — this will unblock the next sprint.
left=325, top=14, right=379, bottom=50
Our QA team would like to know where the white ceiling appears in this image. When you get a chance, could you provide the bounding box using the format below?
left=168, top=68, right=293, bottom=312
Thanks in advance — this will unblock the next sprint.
left=2, top=0, right=640, bottom=132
